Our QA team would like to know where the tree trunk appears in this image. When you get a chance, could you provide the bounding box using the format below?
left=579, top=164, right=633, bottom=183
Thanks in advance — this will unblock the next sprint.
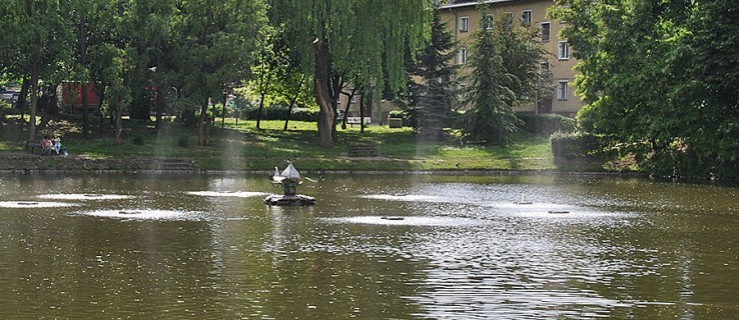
left=80, top=16, right=89, bottom=139
left=115, top=97, right=123, bottom=145
left=197, top=98, right=209, bottom=146
left=341, top=86, right=357, bottom=130
left=360, top=91, right=366, bottom=133
left=97, top=84, right=106, bottom=134
left=26, top=61, right=39, bottom=148
left=17, top=78, right=29, bottom=112
left=284, top=74, right=306, bottom=130
left=313, top=39, right=335, bottom=148
left=221, top=90, right=228, bottom=129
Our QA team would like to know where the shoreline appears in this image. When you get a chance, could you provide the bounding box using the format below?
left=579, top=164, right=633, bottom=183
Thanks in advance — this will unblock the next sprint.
left=0, top=151, right=641, bottom=178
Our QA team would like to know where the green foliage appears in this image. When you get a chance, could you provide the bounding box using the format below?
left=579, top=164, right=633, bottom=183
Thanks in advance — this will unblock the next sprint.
left=550, top=131, right=607, bottom=159
left=176, top=135, right=189, bottom=147
left=270, top=0, right=431, bottom=147
left=517, top=113, right=576, bottom=135
left=244, top=105, right=318, bottom=122
left=405, top=10, right=458, bottom=140
left=132, top=135, right=145, bottom=146
left=551, top=0, right=738, bottom=179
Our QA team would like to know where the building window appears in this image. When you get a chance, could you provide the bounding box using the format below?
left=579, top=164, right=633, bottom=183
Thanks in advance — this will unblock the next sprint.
left=336, top=95, right=342, bottom=104
left=540, top=61, right=550, bottom=70
left=541, top=22, right=550, bottom=42
left=504, top=12, right=513, bottom=29
left=459, top=17, right=469, bottom=32
left=557, top=81, right=569, bottom=100
left=481, top=15, right=493, bottom=30
left=350, top=95, right=357, bottom=103
left=521, top=10, right=532, bottom=26
left=458, top=47, right=468, bottom=64
left=558, top=41, right=570, bottom=60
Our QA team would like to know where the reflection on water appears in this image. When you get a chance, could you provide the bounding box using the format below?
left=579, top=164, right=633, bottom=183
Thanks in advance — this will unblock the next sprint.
left=38, top=193, right=133, bottom=200
left=77, top=209, right=204, bottom=221
left=0, top=173, right=736, bottom=319
left=323, top=215, right=485, bottom=226
left=0, top=200, right=77, bottom=208
left=186, top=191, right=268, bottom=198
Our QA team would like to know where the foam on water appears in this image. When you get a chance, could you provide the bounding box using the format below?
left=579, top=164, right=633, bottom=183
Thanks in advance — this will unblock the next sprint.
left=490, top=201, right=632, bottom=218
left=76, top=209, right=202, bottom=221
left=323, top=215, right=485, bottom=226
left=360, top=194, right=443, bottom=202
left=0, top=201, right=77, bottom=208
left=38, top=194, right=133, bottom=200
left=186, top=191, right=267, bottom=198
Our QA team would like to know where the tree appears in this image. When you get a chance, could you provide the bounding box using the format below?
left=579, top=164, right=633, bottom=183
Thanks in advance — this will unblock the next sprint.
left=460, top=11, right=545, bottom=145
left=1, top=0, right=73, bottom=146
left=270, top=0, right=430, bottom=147
left=551, top=0, right=738, bottom=179
left=406, top=10, right=458, bottom=141
left=171, top=0, right=264, bottom=146
left=121, top=0, right=177, bottom=124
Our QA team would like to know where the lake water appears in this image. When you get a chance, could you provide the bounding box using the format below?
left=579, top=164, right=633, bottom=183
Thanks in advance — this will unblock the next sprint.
left=0, top=173, right=737, bottom=319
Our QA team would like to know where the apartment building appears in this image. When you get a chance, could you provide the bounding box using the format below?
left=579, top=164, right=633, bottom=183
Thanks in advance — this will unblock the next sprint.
left=439, top=0, right=583, bottom=115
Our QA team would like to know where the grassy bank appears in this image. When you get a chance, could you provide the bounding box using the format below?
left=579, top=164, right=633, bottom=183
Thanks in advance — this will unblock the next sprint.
left=0, top=117, right=559, bottom=172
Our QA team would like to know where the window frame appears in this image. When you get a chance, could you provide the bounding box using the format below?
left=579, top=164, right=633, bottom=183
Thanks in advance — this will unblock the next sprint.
left=557, top=80, right=569, bottom=101
left=540, top=22, right=551, bottom=42
left=503, top=12, right=513, bottom=29
left=521, top=10, right=532, bottom=26
left=458, top=47, right=468, bottom=64
left=482, top=14, right=494, bottom=30
left=459, top=16, right=470, bottom=32
left=558, top=41, right=570, bottom=60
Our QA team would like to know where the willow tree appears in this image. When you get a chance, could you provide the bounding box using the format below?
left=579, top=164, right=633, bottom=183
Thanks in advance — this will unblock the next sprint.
left=270, top=0, right=430, bottom=147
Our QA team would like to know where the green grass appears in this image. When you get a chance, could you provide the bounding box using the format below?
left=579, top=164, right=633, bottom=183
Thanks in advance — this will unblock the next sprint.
left=0, top=116, right=557, bottom=172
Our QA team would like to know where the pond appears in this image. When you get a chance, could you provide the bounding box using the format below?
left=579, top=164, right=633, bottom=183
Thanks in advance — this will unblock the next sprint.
left=0, top=173, right=736, bottom=319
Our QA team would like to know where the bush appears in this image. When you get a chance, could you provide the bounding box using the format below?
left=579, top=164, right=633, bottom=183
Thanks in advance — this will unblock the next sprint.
left=132, top=135, right=145, bottom=146
left=550, top=131, right=606, bottom=159
left=177, top=136, right=189, bottom=147
left=245, top=104, right=319, bottom=122
left=518, top=113, right=576, bottom=135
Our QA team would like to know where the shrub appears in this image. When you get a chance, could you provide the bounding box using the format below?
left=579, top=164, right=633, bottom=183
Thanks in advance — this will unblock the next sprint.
left=518, top=112, right=576, bottom=135
left=550, top=131, right=605, bottom=159
left=132, top=135, right=145, bottom=146
left=177, top=136, right=189, bottom=147
left=245, top=104, right=319, bottom=122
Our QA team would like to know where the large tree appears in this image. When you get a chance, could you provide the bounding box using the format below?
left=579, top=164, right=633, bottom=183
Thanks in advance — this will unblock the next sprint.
left=406, top=10, right=458, bottom=141
left=460, top=11, right=546, bottom=145
left=270, top=0, right=430, bottom=147
left=551, top=0, right=738, bottom=179
left=1, top=0, right=73, bottom=146
left=171, top=0, right=264, bottom=146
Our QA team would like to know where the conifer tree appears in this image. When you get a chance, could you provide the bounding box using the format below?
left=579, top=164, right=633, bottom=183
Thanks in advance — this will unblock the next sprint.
left=460, top=11, right=546, bottom=145
left=407, top=10, right=458, bottom=141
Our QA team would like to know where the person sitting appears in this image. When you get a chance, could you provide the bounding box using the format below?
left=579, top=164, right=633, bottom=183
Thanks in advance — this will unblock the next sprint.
left=51, top=136, right=62, bottom=155
left=40, top=136, right=53, bottom=156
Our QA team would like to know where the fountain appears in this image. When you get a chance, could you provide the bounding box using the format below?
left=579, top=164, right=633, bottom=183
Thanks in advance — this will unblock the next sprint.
left=263, top=162, right=315, bottom=206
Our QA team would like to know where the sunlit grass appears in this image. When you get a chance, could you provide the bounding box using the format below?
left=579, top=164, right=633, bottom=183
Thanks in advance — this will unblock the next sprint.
left=1, top=117, right=556, bottom=171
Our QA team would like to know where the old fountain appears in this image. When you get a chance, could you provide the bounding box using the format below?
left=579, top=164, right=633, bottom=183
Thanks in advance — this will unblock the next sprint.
left=263, top=161, right=315, bottom=206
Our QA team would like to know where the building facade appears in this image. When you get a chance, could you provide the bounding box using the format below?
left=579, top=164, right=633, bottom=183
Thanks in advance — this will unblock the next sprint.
left=439, top=0, right=583, bottom=116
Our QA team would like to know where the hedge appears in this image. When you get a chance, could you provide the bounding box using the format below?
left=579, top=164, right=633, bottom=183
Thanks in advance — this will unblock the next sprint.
left=517, top=112, right=576, bottom=135
left=550, top=131, right=607, bottom=159
left=245, top=105, right=319, bottom=122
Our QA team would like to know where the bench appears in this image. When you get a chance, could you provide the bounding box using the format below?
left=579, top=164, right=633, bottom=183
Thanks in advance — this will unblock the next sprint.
left=346, top=117, right=371, bottom=127
left=347, top=144, right=377, bottom=157
left=27, top=142, right=42, bottom=154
